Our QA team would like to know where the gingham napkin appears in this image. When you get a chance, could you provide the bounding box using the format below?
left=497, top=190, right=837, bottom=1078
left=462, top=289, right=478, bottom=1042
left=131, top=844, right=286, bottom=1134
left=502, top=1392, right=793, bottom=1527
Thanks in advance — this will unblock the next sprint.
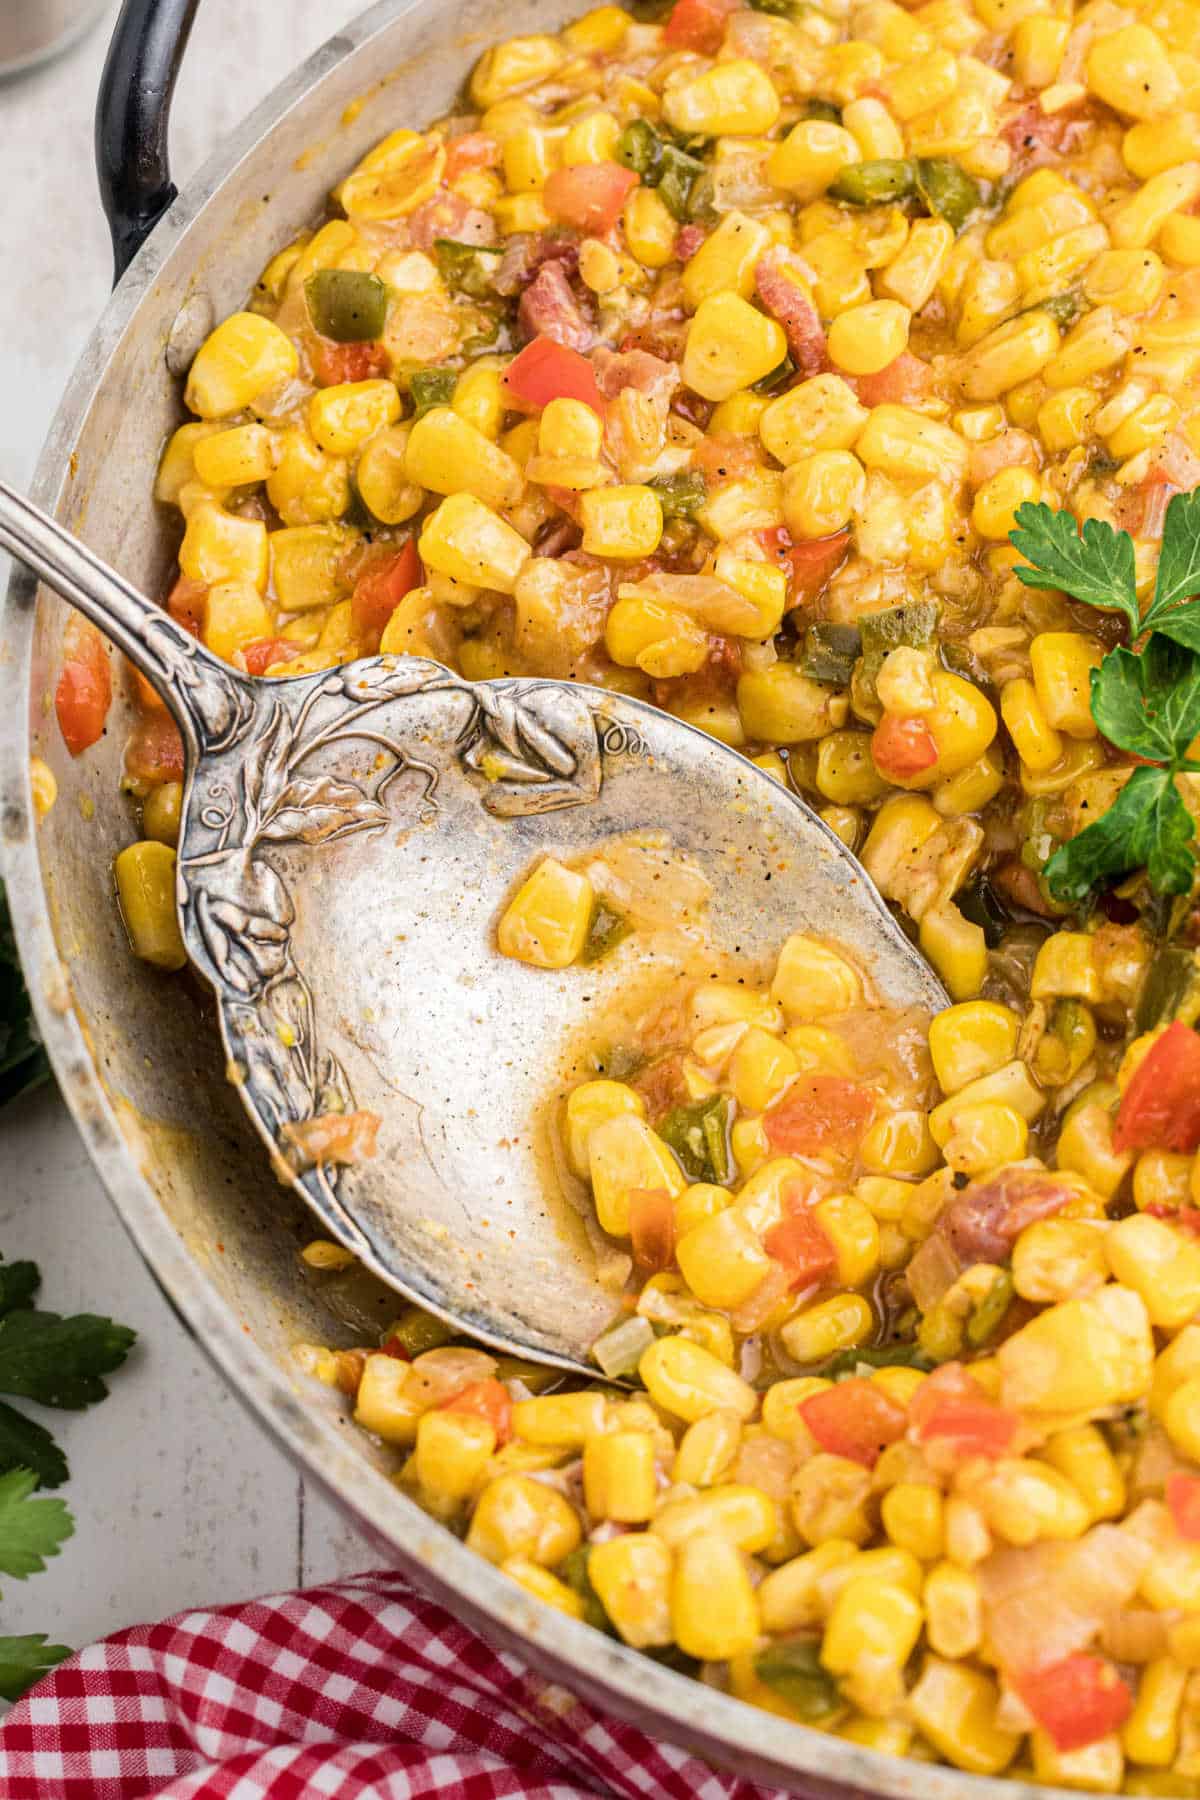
left=0, top=1570, right=793, bottom=1799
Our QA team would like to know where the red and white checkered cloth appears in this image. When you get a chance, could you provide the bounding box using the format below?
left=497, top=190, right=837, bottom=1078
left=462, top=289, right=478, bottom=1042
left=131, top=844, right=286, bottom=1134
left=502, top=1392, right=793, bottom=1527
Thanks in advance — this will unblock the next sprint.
left=0, top=1570, right=793, bottom=1800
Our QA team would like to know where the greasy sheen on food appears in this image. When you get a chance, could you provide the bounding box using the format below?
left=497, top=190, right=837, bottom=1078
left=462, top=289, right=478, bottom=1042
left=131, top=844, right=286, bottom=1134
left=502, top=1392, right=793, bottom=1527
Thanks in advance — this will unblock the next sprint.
left=76, top=0, right=1200, bottom=1782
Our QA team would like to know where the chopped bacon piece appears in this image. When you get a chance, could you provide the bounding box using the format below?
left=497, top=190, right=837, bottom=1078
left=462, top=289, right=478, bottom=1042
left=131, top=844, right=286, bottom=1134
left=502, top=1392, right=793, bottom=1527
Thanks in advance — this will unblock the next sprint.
left=937, top=1167, right=1076, bottom=1265
left=1000, top=99, right=1087, bottom=173
left=764, top=1076, right=874, bottom=1157
left=125, top=712, right=185, bottom=785
left=492, top=231, right=581, bottom=297
left=663, top=0, right=741, bottom=54
left=1114, top=1021, right=1200, bottom=1154
left=632, top=1054, right=688, bottom=1122
left=755, top=248, right=827, bottom=377
left=800, top=1379, right=908, bottom=1468
left=518, top=260, right=594, bottom=352
left=544, top=163, right=638, bottom=236
left=675, top=224, right=708, bottom=262
left=592, top=346, right=679, bottom=406
left=853, top=351, right=934, bottom=408
left=312, top=339, right=390, bottom=386
left=406, top=191, right=495, bottom=252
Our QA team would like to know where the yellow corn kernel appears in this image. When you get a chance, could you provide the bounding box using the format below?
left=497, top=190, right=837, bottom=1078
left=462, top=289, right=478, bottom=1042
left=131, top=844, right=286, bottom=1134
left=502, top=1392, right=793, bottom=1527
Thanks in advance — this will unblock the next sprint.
left=784, top=1026, right=855, bottom=1075
left=1122, top=1657, right=1185, bottom=1767
left=502, top=125, right=558, bottom=193
left=1029, top=631, right=1102, bottom=737
left=1031, top=930, right=1101, bottom=1003
left=500, top=1558, right=585, bottom=1619
left=496, top=856, right=593, bottom=970
left=880, top=1483, right=944, bottom=1562
left=1134, top=1148, right=1193, bottom=1212
left=1013, top=15, right=1068, bottom=87
left=1000, top=1284, right=1154, bottom=1419
left=352, top=1354, right=426, bottom=1444
left=308, top=379, right=400, bottom=456
left=860, top=792, right=941, bottom=893
left=933, top=745, right=1005, bottom=816
left=1161, top=210, right=1200, bottom=265
left=1087, top=24, right=1179, bottom=120
left=856, top=404, right=968, bottom=484
left=113, top=841, right=185, bottom=972
left=492, top=194, right=551, bottom=234
left=910, top=1657, right=1019, bottom=1775
left=960, top=308, right=1060, bottom=400
left=580, top=485, right=663, bottom=559
left=652, top=1485, right=778, bottom=1556
left=941, top=1101, right=1028, bottom=1176
left=470, top=35, right=563, bottom=109
left=1040, top=1424, right=1125, bottom=1523
left=877, top=215, right=954, bottom=312
left=1084, top=248, right=1164, bottom=316
left=415, top=1410, right=496, bottom=1504
left=781, top=1294, right=874, bottom=1366
left=1107, top=1212, right=1200, bottom=1330
left=466, top=1472, right=581, bottom=1566
left=964, top=1456, right=1091, bottom=1544
left=682, top=293, right=788, bottom=402
left=827, top=300, right=910, bottom=378
left=336, top=130, right=444, bottom=219
left=419, top=492, right=530, bottom=595
left=588, top=1535, right=673, bottom=1647
left=1055, top=1090, right=1131, bottom=1199
left=201, top=579, right=273, bottom=662
left=538, top=397, right=603, bottom=464
left=664, top=59, right=781, bottom=137
left=623, top=187, right=678, bottom=270
left=564, top=1081, right=644, bottom=1178
left=405, top=407, right=523, bottom=511
left=843, top=95, right=905, bottom=160
left=888, top=48, right=959, bottom=120
left=640, top=1334, right=757, bottom=1424
left=1044, top=306, right=1130, bottom=389
left=1112, top=163, right=1200, bottom=250
left=674, top=1181, right=733, bottom=1236
left=858, top=1110, right=940, bottom=1178
left=813, top=732, right=886, bottom=809
left=192, top=422, right=275, bottom=489
left=179, top=502, right=268, bottom=592
left=955, top=259, right=1020, bottom=349
left=760, top=372, right=868, bottom=466
left=674, top=1410, right=742, bottom=1487
left=1032, top=1728, right=1124, bottom=1793
left=811, top=1195, right=880, bottom=1287
left=582, top=1430, right=658, bottom=1523
left=1012, top=1217, right=1109, bottom=1304
left=710, top=392, right=769, bottom=437
left=771, top=932, right=862, bottom=1018
left=737, top=664, right=848, bottom=742
left=352, top=424, right=419, bottom=525
left=561, top=111, right=620, bottom=169
left=768, top=121, right=862, bottom=200
left=606, top=596, right=708, bottom=679
left=589, top=1114, right=685, bottom=1237
left=670, top=1532, right=759, bottom=1659
left=972, top=466, right=1040, bottom=542
left=928, top=1000, right=1019, bottom=1094
left=710, top=551, right=788, bottom=639
left=185, top=312, right=298, bottom=419
left=682, top=211, right=774, bottom=310
left=676, top=1207, right=772, bottom=1310
left=377, top=586, right=458, bottom=663
left=1001, top=675, right=1063, bottom=773
left=791, top=1453, right=874, bottom=1547
left=781, top=450, right=866, bottom=540
left=511, top=1391, right=606, bottom=1449
left=821, top=1578, right=923, bottom=1692
left=724, top=1026, right=795, bottom=1116
left=264, top=426, right=350, bottom=526
left=563, top=4, right=627, bottom=49
left=269, top=523, right=355, bottom=611
left=1125, top=110, right=1200, bottom=178
left=757, top=1377, right=827, bottom=1447
left=929, top=1060, right=1044, bottom=1145
left=140, top=782, right=179, bottom=846
left=452, top=362, right=506, bottom=441
left=1037, top=387, right=1096, bottom=454
left=154, top=421, right=226, bottom=505
left=759, top=1541, right=858, bottom=1632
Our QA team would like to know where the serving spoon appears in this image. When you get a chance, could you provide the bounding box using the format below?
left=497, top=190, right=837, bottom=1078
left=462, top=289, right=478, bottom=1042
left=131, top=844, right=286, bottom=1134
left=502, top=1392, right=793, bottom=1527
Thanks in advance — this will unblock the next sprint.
left=0, top=478, right=948, bottom=1375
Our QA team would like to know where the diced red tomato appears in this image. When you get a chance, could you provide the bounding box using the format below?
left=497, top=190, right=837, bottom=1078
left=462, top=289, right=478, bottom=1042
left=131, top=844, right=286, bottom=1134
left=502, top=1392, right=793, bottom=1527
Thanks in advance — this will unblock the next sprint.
left=378, top=1335, right=413, bottom=1362
left=799, top=1378, right=908, bottom=1469
left=1168, top=1473, right=1200, bottom=1540
left=125, top=712, right=185, bottom=785
left=764, top=1207, right=836, bottom=1291
left=764, top=1075, right=874, bottom=1158
left=1012, top=1655, right=1132, bottom=1753
left=54, top=623, right=112, bottom=757
left=910, top=1363, right=1017, bottom=1460
left=312, top=339, right=390, bottom=387
left=872, top=713, right=939, bottom=780
left=502, top=336, right=605, bottom=416
left=629, top=1187, right=676, bottom=1274
left=1147, top=1203, right=1200, bottom=1235
left=443, top=131, right=501, bottom=180
left=663, top=0, right=740, bottom=54
left=544, top=163, right=639, bottom=235
left=1114, top=1022, right=1200, bottom=1154
left=351, top=540, right=423, bottom=651
left=853, top=352, right=934, bottom=408
left=786, top=530, right=851, bottom=603
left=166, top=574, right=206, bottom=637
left=240, top=637, right=304, bottom=677
left=440, top=1377, right=513, bottom=1446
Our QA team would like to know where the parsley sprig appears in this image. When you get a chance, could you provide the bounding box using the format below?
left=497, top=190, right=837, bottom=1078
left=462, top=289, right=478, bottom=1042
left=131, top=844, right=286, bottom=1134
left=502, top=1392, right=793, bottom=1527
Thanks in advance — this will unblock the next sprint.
left=1009, top=495, right=1200, bottom=903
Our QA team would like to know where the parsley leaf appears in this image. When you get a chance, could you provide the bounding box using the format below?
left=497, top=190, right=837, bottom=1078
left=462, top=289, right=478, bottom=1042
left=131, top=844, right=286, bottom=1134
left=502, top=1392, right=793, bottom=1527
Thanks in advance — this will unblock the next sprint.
left=0, top=1402, right=68, bottom=1490
left=1045, top=765, right=1197, bottom=903
left=0, top=1311, right=136, bottom=1410
left=1010, top=501, right=1140, bottom=636
left=1091, top=637, right=1200, bottom=765
left=0, top=882, right=49, bottom=1110
left=0, top=1262, right=39, bottom=1320
left=1143, top=489, right=1200, bottom=636
left=0, top=1633, right=72, bottom=1702
left=0, top=1469, right=73, bottom=1579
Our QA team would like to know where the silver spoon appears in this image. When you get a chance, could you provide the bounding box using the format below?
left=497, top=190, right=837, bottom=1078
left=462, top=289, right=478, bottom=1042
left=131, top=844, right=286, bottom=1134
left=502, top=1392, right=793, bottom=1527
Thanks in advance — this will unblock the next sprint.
left=0, top=478, right=947, bottom=1376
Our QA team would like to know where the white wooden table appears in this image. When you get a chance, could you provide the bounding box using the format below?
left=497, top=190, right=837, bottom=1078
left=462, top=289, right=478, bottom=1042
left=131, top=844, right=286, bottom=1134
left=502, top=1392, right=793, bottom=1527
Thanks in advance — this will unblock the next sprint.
left=0, top=0, right=376, bottom=1654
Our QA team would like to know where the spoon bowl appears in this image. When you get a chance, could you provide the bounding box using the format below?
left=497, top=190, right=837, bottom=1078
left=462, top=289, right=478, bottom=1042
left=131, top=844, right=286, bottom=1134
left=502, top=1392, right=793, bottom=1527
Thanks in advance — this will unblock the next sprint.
left=0, top=479, right=948, bottom=1373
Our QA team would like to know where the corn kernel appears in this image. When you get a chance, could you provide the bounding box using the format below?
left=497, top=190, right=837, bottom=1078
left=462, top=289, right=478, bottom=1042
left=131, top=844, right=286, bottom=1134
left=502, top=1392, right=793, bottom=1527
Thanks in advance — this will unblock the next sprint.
left=405, top=407, right=524, bottom=510
left=671, top=1532, right=760, bottom=1659
left=682, top=211, right=774, bottom=311
left=781, top=1293, right=874, bottom=1365
left=580, top=485, right=664, bottom=558
left=768, top=121, right=862, bottom=200
left=827, top=300, right=910, bottom=377
left=583, top=1430, right=658, bottom=1522
left=180, top=503, right=269, bottom=592
left=415, top=1410, right=496, bottom=1503
left=419, top=493, right=530, bottom=595
left=640, top=1334, right=757, bottom=1423
left=664, top=59, right=781, bottom=137
left=186, top=312, right=298, bottom=418
left=909, top=1658, right=1019, bottom=1775
left=114, top=841, right=186, bottom=971
left=1087, top=25, right=1179, bottom=120
left=760, top=373, right=868, bottom=466
left=497, top=857, right=593, bottom=970
left=683, top=293, right=788, bottom=402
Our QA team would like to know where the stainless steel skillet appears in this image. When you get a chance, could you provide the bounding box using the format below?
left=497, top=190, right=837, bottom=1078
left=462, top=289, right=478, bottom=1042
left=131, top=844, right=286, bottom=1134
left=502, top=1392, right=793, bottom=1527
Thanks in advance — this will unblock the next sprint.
left=0, top=4, right=1057, bottom=1795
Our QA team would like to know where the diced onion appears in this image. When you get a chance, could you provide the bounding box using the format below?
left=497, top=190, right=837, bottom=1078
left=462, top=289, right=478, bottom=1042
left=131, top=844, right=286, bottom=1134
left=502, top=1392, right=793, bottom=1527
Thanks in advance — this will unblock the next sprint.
left=593, top=1314, right=655, bottom=1378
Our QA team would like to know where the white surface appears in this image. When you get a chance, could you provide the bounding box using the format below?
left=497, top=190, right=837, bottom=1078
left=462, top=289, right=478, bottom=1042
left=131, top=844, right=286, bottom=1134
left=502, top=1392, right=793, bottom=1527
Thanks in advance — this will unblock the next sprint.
left=0, top=0, right=376, bottom=1651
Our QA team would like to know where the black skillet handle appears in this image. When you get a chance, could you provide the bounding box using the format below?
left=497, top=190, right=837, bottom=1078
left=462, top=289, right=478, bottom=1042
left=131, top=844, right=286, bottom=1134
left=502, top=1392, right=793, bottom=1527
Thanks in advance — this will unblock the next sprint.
left=95, top=0, right=200, bottom=286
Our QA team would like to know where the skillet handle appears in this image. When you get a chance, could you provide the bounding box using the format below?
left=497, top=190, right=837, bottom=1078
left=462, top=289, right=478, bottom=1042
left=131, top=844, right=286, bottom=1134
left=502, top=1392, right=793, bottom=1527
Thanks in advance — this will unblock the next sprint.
left=95, top=0, right=200, bottom=285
